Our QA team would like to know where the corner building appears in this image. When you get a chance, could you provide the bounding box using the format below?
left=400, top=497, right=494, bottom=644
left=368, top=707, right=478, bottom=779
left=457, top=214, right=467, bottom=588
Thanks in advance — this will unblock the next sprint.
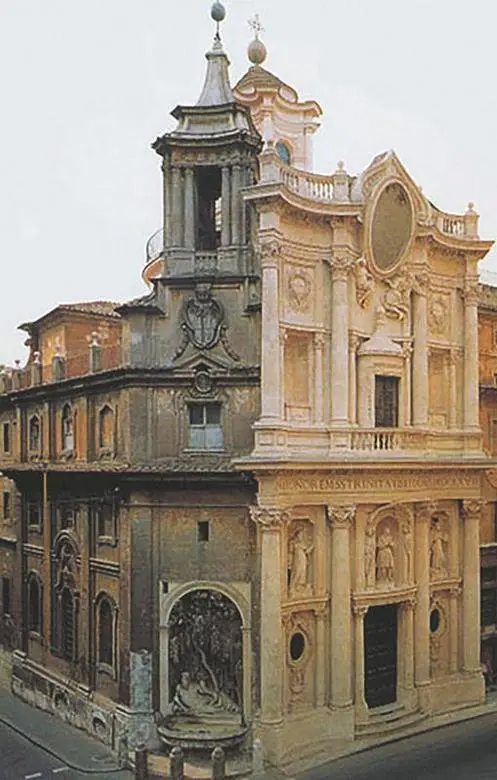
left=0, top=10, right=495, bottom=770
left=234, top=32, right=494, bottom=768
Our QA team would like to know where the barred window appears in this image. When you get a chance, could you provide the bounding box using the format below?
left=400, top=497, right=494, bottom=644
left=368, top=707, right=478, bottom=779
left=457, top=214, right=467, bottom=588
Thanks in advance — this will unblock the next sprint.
left=28, top=576, right=41, bottom=634
left=98, top=598, right=114, bottom=667
left=61, top=588, right=74, bottom=661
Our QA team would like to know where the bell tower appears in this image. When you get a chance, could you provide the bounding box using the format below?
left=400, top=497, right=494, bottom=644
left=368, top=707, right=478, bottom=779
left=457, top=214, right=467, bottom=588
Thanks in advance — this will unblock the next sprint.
left=149, top=1, right=262, bottom=281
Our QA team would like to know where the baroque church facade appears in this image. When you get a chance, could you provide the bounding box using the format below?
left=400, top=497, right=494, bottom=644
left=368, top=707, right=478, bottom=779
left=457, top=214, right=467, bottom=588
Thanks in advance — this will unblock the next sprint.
left=0, top=4, right=494, bottom=768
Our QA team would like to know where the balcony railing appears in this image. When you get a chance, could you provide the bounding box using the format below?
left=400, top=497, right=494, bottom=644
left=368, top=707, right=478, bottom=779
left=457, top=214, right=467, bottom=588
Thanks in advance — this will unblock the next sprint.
left=257, top=150, right=479, bottom=240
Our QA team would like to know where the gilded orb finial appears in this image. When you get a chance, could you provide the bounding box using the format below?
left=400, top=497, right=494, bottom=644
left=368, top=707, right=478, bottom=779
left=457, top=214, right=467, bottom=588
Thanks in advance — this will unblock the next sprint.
left=248, top=13, right=267, bottom=65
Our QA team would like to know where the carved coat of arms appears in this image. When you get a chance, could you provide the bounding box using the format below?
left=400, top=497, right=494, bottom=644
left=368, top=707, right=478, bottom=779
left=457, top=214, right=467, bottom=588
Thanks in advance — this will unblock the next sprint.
left=182, top=284, right=224, bottom=350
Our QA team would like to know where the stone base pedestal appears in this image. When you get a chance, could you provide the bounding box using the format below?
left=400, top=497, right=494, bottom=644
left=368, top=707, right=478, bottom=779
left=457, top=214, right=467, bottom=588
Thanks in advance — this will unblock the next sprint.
left=255, top=706, right=354, bottom=767
left=429, top=672, right=485, bottom=714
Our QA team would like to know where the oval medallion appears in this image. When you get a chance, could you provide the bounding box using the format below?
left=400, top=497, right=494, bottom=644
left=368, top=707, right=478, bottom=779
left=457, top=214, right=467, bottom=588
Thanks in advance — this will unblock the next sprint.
left=371, top=182, right=413, bottom=272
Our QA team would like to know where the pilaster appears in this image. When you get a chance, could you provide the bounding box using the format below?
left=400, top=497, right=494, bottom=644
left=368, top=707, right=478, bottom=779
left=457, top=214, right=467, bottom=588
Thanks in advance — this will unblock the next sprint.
left=414, top=501, right=434, bottom=707
left=412, top=287, right=428, bottom=427
left=462, top=281, right=480, bottom=430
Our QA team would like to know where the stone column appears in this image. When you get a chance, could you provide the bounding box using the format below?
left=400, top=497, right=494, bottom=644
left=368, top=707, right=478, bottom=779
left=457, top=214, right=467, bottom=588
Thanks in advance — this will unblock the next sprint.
left=314, top=333, right=325, bottom=424
left=260, top=241, right=281, bottom=421
left=162, top=160, right=172, bottom=247
left=330, top=256, right=352, bottom=427
left=412, top=289, right=429, bottom=427
left=314, top=606, right=327, bottom=708
left=183, top=167, right=195, bottom=250
left=414, top=502, right=433, bottom=703
left=448, top=349, right=461, bottom=429
left=404, top=597, right=416, bottom=702
left=463, top=281, right=480, bottom=430
left=353, top=604, right=368, bottom=722
left=348, top=334, right=359, bottom=425
left=231, top=165, right=241, bottom=246
left=403, top=344, right=413, bottom=426
left=250, top=507, right=290, bottom=726
left=221, top=166, right=231, bottom=246
left=449, top=586, right=461, bottom=674
left=328, top=505, right=355, bottom=708
left=171, top=166, right=183, bottom=247
left=462, top=500, right=484, bottom=673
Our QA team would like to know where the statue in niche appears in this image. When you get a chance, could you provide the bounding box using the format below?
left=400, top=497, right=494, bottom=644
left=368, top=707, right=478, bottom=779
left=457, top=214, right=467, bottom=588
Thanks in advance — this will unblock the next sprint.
left=166, top=589, right=242, bottom=723
left=430, top=520, right=448, bottom=578
left=376, top=527, right=395, bottom=585
left=171, top=670, right=239, bottom=716
left=365, top=524, right=376, bottom=588
left=288, top=527, right=314, bottom=597
left=354, top=257, right=374, bottom=308
left=402, top=521, right=413, bottom=582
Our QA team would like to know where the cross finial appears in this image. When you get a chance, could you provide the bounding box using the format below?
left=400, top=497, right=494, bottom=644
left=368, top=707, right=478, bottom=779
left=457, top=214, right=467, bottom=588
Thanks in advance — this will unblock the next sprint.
left=248, top=13, right=264, bottom=40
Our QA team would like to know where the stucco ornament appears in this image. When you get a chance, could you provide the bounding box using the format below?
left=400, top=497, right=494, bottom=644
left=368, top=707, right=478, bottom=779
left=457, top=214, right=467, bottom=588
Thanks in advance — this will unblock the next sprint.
left=182, top=283, right=224, bottom=350
left=354, top=257, right=374, bottom=308
left=428, top=294, right=448, bottom=335
left=288, top=270, right=312, bottom=312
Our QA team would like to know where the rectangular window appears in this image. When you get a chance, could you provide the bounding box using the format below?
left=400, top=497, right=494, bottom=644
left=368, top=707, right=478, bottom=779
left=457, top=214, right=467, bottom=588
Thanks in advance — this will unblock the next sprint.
left=375, top=376, right=399, bottom=428
left=3, top=492, right=11, bottom=520
left=198, top=520, right=210, bottom=542
left=95, top=501, right=114, bottom=540
left=2, top=577, right=11, bottom=616
left=188, top=403, right=223, bottom=450
left=27, top=502, right=42, bottom=529
left=2, top=423, right=10, bottom=454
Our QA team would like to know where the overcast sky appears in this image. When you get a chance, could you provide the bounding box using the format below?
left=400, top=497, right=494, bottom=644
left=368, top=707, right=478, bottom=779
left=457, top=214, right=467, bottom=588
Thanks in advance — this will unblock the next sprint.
left=1, top=0, right=496, bottom=364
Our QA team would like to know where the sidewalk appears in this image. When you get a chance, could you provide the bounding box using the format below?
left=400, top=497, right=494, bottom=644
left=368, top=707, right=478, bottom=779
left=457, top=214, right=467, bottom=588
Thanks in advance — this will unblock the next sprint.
left=0, top=687, right=127, bottom=775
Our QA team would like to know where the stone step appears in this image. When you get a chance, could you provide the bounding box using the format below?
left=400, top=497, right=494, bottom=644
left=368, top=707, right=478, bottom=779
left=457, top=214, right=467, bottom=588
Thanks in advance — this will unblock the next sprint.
left=355, top=706, right=427, bottom=736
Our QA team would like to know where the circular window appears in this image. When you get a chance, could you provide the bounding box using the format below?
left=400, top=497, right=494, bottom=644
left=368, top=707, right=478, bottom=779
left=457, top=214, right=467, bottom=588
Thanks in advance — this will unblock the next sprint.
left=430, top=608, right=441, bottom=633
left=289, top=631, right=306, bottom=662
left=276, top=141, right=291, bottom=166
left=371, top=182, right=413, bottom=272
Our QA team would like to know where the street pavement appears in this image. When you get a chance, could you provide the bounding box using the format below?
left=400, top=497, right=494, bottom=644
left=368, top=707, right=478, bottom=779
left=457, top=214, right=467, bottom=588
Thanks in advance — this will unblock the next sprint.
left=301, top=712, right=497, bottom=780
left=0, top=690, right=132, bottom=780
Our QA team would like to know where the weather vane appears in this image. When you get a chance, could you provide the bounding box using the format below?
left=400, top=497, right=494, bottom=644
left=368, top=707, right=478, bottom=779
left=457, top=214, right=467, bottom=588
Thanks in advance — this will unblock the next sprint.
left=248, top=13, right=264, bottom=40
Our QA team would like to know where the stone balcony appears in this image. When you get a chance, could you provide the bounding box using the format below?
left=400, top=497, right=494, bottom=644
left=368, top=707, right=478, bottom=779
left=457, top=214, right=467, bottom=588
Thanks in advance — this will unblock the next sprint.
left=253, top=149, right=480, bottom=240
left=144, top=232, right=253, bottom=279
left=251, top=423, right=484, bottom=461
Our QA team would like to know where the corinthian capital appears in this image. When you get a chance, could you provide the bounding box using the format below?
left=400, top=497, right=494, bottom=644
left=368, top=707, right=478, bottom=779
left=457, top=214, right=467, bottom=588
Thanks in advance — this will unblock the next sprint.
left=462, top=498, right=486, bottom=520
left=415, top=501, right=438, bottom=523
left=327, top=505, right=356, bottom=528
left=249, top=506, right=291, bottom=529
left=329, top=252, right=356, bottom=281
left=259, top=238, right=282, bottom=268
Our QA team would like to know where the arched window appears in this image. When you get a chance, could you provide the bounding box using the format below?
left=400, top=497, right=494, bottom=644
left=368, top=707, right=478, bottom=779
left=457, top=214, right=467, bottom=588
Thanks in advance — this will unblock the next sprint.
left=61, top=588, right=74, bottom=661
left=276, top=141, right=291, bottom=166
left=29, top=416, right=40, bottom=452
left=98, top=597, right=114, bottom=667
left=28, top=575, right=41, bottom=633
left=61, top=405, right=74, bottom=451
left=99, top=405, right=114, bottom=449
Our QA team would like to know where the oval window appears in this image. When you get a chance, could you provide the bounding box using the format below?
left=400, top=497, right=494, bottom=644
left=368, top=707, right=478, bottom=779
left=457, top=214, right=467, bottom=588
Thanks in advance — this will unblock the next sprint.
left=430, top=608, right=441, bottom=633
left=371, top=182, right=413, bottom=272
left=276, top=141, right=291, bottom=166
left=289, top=631, right=306, bottom=662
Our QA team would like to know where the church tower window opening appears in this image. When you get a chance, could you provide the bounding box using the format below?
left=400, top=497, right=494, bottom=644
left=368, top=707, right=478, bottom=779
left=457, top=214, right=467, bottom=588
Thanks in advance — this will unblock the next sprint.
left=196, top=167, right=222, bottom=251
left=276, top=141, right=291, bottom=166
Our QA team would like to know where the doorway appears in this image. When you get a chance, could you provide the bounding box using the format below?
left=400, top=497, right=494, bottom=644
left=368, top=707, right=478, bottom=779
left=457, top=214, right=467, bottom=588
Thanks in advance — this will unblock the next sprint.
left=364, top=604, right=398, bottom=708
